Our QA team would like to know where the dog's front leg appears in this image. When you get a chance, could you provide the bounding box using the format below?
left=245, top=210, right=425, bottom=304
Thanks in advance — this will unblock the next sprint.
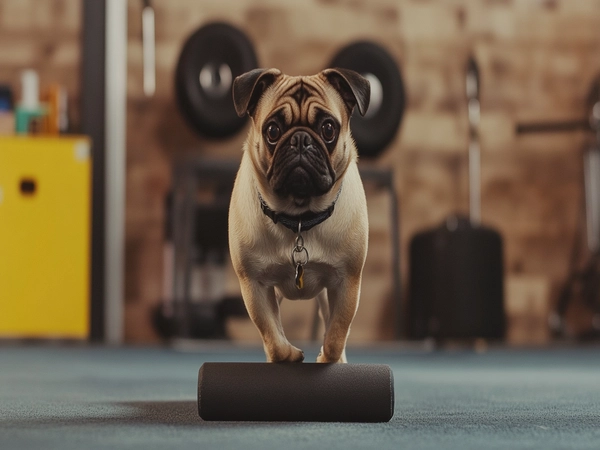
left=239, top=279, right=304, bottom=363
left=317, top=277, right=362, bottom=363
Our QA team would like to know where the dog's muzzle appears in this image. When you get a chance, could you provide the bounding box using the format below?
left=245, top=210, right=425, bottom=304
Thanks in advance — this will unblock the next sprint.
left=268, top=129, right=335, bottom=199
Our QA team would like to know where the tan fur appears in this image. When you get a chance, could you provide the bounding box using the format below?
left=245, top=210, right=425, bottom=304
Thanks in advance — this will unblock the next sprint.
left=229, top=70, right=369, bottom=363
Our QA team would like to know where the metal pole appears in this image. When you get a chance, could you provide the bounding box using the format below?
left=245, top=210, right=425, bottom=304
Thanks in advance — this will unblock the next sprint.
left=466, top=57, right=481, bottom=226
left=81, top=0, right=106, bottom=341
left=104, top=0, right=127, bottom=344
left=389, top=173, right=403, bottom=339
left=468, top=136, right=481, bottom=226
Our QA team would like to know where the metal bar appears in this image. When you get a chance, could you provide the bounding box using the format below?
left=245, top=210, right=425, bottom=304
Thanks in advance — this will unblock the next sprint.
left=104, top=0, right=127, bottom=344
left=81, top=0, right=106, bottom=342
left=389, top=173, right=403, bottom=339
left=584, top=146, right=600, bottom=252
left=466, top=57, right=481, bottom=227
left=468, top=139, right=481, bottom=226
left=182, top=172, right=197, bottom=338
left=516, top=120, right=589, bottom=134
left=142, top=0, right=155, bottom=97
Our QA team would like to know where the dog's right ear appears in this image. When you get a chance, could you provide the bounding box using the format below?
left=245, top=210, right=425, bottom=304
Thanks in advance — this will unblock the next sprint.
left=233, top=68, right=282, bottom=117
left=322, top=68, right=370, bottom=117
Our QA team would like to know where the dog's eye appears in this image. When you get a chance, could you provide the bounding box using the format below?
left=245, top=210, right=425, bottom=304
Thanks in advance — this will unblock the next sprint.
left=321, top=121, right=336, bottom=143
left=266, top=124, right=281, bottom=144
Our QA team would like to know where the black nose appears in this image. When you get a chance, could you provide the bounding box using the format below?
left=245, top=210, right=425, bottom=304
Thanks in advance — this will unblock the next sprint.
left=290, top=131, right=313, bottom=153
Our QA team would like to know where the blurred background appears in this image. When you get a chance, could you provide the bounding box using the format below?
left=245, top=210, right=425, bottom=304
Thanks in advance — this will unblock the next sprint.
left=1, top=0, right=600, bottom=348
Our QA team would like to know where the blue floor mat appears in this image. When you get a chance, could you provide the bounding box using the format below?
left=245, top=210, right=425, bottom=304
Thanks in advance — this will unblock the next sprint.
left=1, top=344, right=599, bottom=450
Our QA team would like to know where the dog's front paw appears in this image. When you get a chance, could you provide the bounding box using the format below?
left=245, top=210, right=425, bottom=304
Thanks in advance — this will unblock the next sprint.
left=316, top=347, right=347, bottom=363
left=268, top=344, right=305, bottom=363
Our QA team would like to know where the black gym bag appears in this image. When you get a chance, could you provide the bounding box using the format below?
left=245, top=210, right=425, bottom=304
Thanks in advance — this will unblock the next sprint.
left=408, top=216, right=505, bottom=339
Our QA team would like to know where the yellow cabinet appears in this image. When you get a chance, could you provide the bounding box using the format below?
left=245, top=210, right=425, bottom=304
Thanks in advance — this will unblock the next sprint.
left=0, top=136, right=91, bottom=338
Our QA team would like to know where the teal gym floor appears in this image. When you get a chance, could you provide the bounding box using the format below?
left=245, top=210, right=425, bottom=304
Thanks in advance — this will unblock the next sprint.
left=1, top=343, right=599, bottom=450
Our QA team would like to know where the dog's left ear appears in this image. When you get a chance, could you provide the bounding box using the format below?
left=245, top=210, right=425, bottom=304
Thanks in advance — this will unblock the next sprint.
left=233, top=68, right=282, bottom=117
left=322, top=68, right=371, bottom=117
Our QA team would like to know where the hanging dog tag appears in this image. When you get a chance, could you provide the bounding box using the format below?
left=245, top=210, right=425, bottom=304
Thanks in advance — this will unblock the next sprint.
left=295, top=263, right=304, bottom=290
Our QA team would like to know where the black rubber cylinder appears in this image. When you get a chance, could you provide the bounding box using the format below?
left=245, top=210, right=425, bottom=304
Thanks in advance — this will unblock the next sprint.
left=198, top=362, right=394, bottom=422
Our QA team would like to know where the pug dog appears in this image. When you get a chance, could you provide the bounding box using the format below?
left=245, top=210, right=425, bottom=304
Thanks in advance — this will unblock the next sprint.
left=229, top=68, right=370, bottom=363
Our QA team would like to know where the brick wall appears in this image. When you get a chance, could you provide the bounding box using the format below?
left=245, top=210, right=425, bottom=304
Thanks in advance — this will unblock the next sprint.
left=2, top=0, right=599, bottom=344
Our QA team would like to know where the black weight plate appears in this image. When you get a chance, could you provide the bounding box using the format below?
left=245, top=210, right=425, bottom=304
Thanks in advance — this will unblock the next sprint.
left=330, top=42, right=405, bottom=158
left=175, top=23, right=258, bottom=139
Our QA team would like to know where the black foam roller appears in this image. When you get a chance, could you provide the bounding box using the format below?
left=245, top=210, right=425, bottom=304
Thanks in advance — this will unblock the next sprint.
left=198, top=362, right=394, bottom=422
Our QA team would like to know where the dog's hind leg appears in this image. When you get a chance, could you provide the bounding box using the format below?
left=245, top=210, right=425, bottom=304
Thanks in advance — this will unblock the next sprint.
left=317, top=277, right=361, bottom=363
left=316, top=289, right=330, bottom=327
left=316, top=289, right=345, bottom=362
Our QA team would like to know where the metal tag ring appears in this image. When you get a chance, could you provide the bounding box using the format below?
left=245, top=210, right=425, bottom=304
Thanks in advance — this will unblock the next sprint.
left=294, top=234, right=304, bottom=250
left=291, top=246, right=309, bottom=266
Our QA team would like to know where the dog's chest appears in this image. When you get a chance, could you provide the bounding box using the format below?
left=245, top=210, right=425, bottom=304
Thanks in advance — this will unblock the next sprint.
left=252, top=233, right=341, bottom=299
left=267, top=261, right=338, bottom=299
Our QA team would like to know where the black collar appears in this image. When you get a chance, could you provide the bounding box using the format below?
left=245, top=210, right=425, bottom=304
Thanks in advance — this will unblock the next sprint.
left=258, top=187, right=342, bottom=233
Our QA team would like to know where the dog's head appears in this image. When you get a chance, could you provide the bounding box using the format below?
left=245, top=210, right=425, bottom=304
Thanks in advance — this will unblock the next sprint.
left=233, top=68, right=370, bottom=210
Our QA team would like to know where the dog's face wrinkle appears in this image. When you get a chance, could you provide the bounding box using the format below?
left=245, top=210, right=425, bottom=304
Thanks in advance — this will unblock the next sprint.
left=272, top=78, right=332, bottom=125
left=291, top=81, right=309, bottom=108
left=281, top=79, right=322, bottom=110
